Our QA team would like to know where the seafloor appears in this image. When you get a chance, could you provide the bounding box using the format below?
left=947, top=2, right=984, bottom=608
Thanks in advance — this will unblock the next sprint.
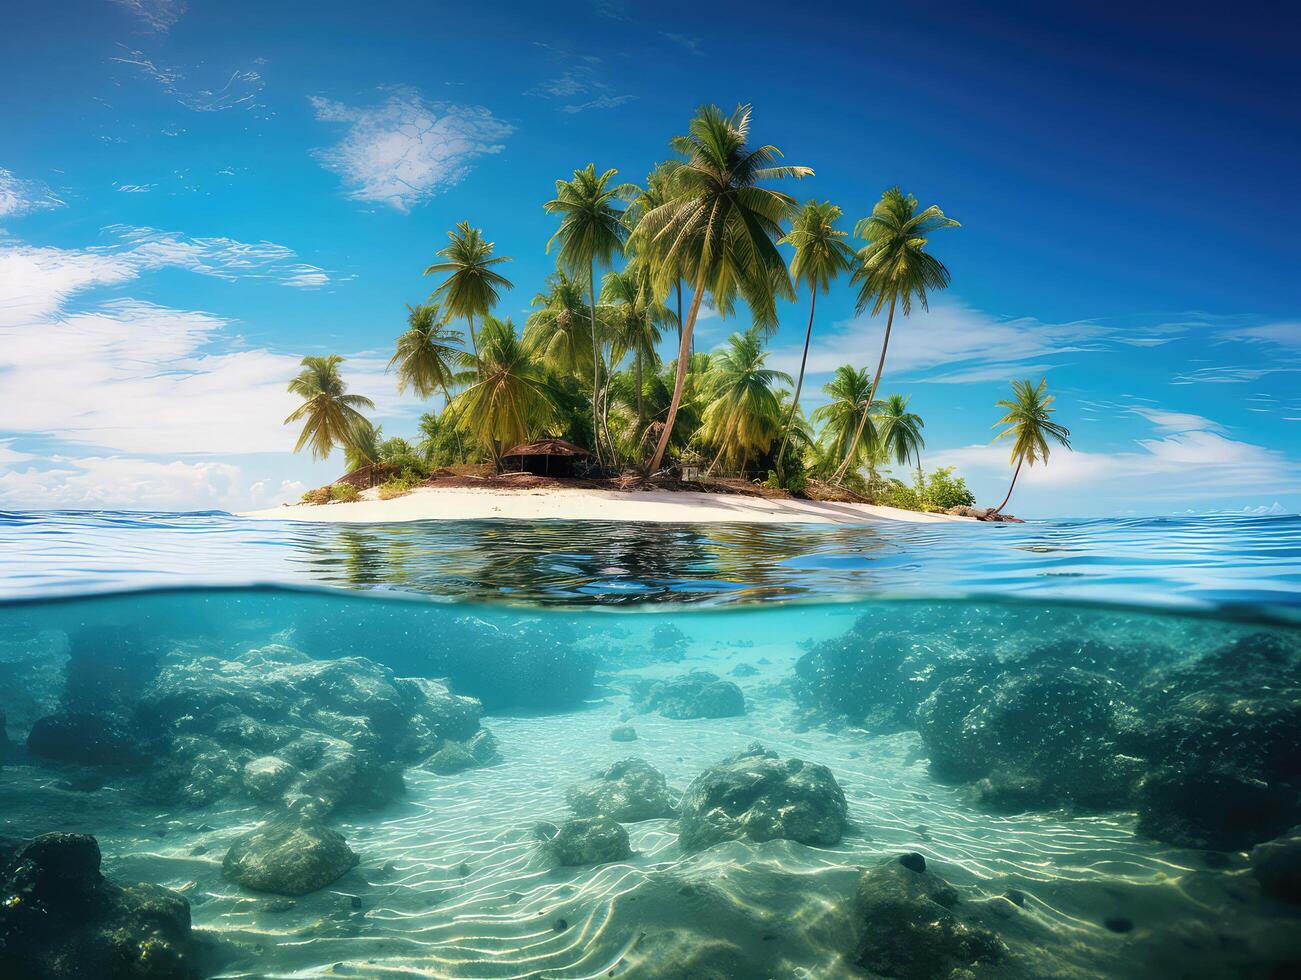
left=2, top=592, right=1300, bottom=978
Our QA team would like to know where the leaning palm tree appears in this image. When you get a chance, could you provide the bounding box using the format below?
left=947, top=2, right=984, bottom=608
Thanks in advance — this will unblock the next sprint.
left=388, top=303, right=467, bottom=407
left=831, top=188, right=958, bottom=482
left=991, top=377, right=1071, bottom=513
left=344, top=418, right=381, bottom=472
left=544, top=163, right=636, bottom=466
left=874, top=393, right=925, bottom=472
left=625, top=162, right=684, bottom=345
left=424, top=222, right=514, bottom=360
left=774, top=200, right=856, bottom=473
left=700, top=327, right=792, bottom=474
left=811, top=365, right=879, bottom=479
left=284, top=355, right=375, bottom=461
left=524, top=271, right=596, bottom=380
left=601, top=262, right=673, bottom=448
left=631, top=103, right=811, bottom=473
left=452, top=315, right=555, bottom=464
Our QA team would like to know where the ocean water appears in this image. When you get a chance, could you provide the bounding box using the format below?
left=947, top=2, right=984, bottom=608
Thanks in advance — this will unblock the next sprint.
left=2, top=511, right=1300, bottom=978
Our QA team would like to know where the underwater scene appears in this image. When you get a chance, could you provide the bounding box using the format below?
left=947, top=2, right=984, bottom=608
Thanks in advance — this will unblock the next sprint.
left=2, top=514, right=1301, bottom=978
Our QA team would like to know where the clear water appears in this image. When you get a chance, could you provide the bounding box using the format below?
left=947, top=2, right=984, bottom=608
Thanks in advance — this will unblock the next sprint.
left=2, top=511, right=1300, bottom=978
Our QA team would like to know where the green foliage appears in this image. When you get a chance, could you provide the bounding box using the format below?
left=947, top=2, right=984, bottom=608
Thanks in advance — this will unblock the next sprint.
left=700, top=328, right=792, bottom=472
left=330, top=482, right=360, bottom=503
left=875, top=394, right=925, bottom=468
left=925, top=466, right=975, bottom=509
left=300, top=487, right=331, bottom=505
left=377, top=477, right=420, bottom=500
left=388, top=303, right=467, bottom=399
left=851, top=187, right=960, bottom=317
left=452, top=315, right=555, bottom=455
left=994, top=378, right=1071, bottom=467
left=424, top=222, right=514, bottom=325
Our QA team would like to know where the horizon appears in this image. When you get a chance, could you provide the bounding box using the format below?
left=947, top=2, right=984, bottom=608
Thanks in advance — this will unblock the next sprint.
left=2, top=0, right=1298, bottom=518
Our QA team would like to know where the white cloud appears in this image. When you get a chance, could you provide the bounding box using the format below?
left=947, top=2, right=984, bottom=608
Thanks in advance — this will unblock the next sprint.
left=929, top=412, right=1301, bottom=513
left=561, top=94, right=636, bottom=114
left=0, top=237, right=395, bottom=460
left=769, top=300, right=1107, bottom=382
left=111, top=48, right=265, bottom=114
left=104, top=225, right=335, bottom=288
left=0, top=456, right=245, bottom=510
left=0, top=169, right=65, bottom=219
left=108, top=0, right=187, bottom=32
left=116, top=183, right=154, bottom=193
left=309, top=87, right=512, bottom=212
left=1223, top=321, right=1301, bottom=349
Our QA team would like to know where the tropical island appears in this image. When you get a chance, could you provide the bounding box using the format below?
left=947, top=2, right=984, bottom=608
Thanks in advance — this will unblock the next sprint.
left=247, top=104, right=1070, bottom=525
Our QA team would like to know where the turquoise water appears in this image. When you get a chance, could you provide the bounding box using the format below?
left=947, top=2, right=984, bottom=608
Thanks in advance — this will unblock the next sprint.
left=1, top=511, right=1300, bottom=977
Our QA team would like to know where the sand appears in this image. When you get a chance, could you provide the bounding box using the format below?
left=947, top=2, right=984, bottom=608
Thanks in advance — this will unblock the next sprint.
left=240, top=485, right=971, bottom=525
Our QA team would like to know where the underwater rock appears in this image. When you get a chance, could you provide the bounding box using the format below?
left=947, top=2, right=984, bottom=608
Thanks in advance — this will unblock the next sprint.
left=0, top=832, right=201, bottom=979
left=1251, top=827, right=1301, bottom=903
left=915, top=667, right=1141, bottom=810
left=26, top=711, right=149, bottom=769
left=637, top=672, right=745, bottom=720
left=222, top=814, right=359, bottom=895
left=793, top=620, right=995, bottom=734
left=852, top=853, right=1003, bottom=979
left=609, top=724, right=637, bottom=742
left=1136, top=766, right=1294, bottom=851
left=676, top=744, right=847, bottom=853
left=426, top=741, right=478, bottom=775
left=542, top=815, right=632, bottom=867
left=566, top=757, right=676, bottom=822
left=137, top=649, right=483, bottom=813
left=466, top=728, right=500, bottom=764
left=730, top=663, right=759, bottom=678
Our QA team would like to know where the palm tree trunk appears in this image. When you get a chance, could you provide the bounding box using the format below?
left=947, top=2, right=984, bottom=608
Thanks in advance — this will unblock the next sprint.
left=635, top=349, right=644, bottom=444
left=647, top=280, right=705, bottom=474
left=995, top=456, right=1023, bottom=513
left=587, top=262, right=604, bottom=469
left=775, top=288, right=817, bottom=480
left=675, top=280, right=683, bottom=347
left=833, top=294, right=896, bottom=484
left=441, top=384, right=466, bottom=461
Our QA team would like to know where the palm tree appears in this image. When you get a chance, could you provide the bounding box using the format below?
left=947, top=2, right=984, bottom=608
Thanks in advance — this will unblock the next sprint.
left=544, top=163, right=636, bottom=467
left=625, top=162, right=684, bottom=346
left=831, top=188, right=958, bottom=482
left=452, top=315, right=555, bottom=463
left=700, top=328, right=792, bottom=474
left=875, top=394, right=925, bottom=472
left=630, top=103, right=811, bottom=473
left=774, top=200, right=856, bottom=474
left=284, top=355, right=375, bottom=461
left=344, top=418, right=381, bottom=472
left=388, top=303, right=467, bottom=408
left=424, top=222, right=514, bottom=361
left=601, top=262, right=672, bottom=448
left=524, top=271, right=595, bottom=380
left=991, top=377, right=1071, bottom=513
left=810, top=365, right=879, bottom=479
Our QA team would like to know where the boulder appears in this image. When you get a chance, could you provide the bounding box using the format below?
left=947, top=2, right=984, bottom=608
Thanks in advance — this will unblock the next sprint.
left=676, top=744, right=847, bottom=853
left=915, top=667, right=1141, bottom=810
left=26, top=712, right=149, bottom=769
left=222, top=814, right=358, bottom=895
left=566, top=758, right=676, bottom=822
left=638, top=672, right=745, bottom=720
left=729, top=663, right=759, bottom=678
left=427, top=742, right=478, bottom=775
left=1136, top=766, right=1294, bottom=851
left=1251, top=827, right=1301, bottom=903
left=852, top=853, right=1003, bottom=979
left=0, top=833, right=201, bottom=979
left=136, top=648, right=482, bottom=813
left=794, top=621, right=993, bottom=734
left=609, top=724, right=637, bottom=742
left=540, top=816, right=631, bottom=867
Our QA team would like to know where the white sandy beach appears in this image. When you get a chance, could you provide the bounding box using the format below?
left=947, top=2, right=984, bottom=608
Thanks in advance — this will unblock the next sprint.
left=240, top=485, right=971, bottom=525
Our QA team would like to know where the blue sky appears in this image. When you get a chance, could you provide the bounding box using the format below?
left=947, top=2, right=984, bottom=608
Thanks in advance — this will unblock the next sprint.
left=1, top=0, right=1298, bottom=516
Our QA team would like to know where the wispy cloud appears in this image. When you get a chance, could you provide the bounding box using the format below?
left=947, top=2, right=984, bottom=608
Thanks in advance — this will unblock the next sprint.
left=0, top=168, right=65, bottom=219
left=102, top=224, right=338, bottom=289
left=111, top=48, right=267, bottom=113
left=660, top=32, right=703, bottom=54
left=309, top=87, right=512, bottom=212
left=561, top=94, right=636, bottom=114
left=115, top=183, right=154, bottom=193
left=108, top=0, right=186, bottom=33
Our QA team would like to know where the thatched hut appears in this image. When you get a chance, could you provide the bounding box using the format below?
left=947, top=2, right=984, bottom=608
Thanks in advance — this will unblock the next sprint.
left=500, top=438, right=591, bottom=477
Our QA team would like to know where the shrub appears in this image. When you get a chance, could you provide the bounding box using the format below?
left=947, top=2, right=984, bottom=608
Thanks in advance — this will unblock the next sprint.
left=925, top=466, right=976, bottom=510
left=329, top=482, right=360, bottom=503
left=875, top=478, right=921, bottom=511
left=300, top=487, right=330, bottom=506
left=377, top=478, right=418, bottom=500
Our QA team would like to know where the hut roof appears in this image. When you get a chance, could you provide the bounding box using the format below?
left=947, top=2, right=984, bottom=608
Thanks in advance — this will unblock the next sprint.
left=501, top=438, right=591, bottom=458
